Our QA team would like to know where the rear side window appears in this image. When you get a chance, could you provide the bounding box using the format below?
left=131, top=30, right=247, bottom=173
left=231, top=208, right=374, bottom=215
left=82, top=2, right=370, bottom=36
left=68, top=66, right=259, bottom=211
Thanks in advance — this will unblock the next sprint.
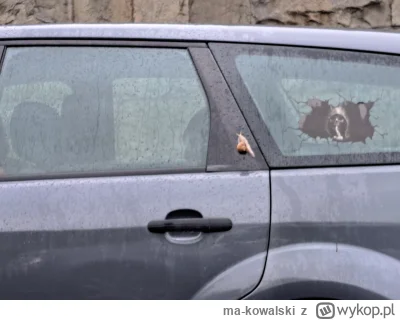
left=0, top=46, right=210, bottom=177
left=210, top=43, right=400, bottom=167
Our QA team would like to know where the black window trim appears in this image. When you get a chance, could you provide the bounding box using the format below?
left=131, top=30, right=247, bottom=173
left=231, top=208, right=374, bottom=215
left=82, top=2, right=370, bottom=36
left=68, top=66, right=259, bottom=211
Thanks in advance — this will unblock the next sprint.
left=189, top=47, right=268, bottom=172
left=0, top=46, right=4, bottom=65
left=0, top=39, right=207, bottom=48
left=209, top=42, right=400, bottom=169
left=0, top=168, right=208, bottom=182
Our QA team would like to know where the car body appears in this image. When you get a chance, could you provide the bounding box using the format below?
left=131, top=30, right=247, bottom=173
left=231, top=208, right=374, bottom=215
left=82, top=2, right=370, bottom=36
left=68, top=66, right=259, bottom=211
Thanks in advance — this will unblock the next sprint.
left=0, top=23, right=399, bottom=299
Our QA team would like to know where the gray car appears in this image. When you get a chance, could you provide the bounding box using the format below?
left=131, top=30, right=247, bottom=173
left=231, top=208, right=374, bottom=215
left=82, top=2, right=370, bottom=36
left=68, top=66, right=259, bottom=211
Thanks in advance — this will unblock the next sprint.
left=0, top=23, right=399, bottom=300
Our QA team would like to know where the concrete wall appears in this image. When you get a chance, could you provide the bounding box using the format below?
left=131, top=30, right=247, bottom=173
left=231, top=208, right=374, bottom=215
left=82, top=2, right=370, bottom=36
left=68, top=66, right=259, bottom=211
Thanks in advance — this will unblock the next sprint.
left=0, top=0, right=399, bottom=30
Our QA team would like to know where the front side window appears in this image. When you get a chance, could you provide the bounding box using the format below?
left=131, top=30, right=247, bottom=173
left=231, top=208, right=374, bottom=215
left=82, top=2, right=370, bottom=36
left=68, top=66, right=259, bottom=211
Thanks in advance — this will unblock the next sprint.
left=211, top=43, right=400, bottom=167
left=0, top=46, right=210, bottom=177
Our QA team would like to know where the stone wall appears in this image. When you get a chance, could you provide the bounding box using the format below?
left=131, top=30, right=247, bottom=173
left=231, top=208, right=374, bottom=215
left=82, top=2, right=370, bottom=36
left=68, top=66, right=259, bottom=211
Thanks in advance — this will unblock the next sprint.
left=0, top=0, right=399, bottom=30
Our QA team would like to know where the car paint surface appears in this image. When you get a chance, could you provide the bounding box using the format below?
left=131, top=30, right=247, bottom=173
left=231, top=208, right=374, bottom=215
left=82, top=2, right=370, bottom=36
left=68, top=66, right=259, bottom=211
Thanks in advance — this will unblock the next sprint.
left=0, top=24, right=399, bottom=55
left=0, top=172, right=269, bottom=299
left=246, top=166, right=400, bottom=299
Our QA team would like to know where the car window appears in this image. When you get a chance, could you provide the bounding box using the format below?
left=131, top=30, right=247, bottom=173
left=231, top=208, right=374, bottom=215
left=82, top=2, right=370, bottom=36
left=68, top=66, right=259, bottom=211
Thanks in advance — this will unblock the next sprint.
left=210, top=43, right=400, bottom=167
left=0, top=46, right=210, bottom=177
left=235, top=51, right=397, bottom=157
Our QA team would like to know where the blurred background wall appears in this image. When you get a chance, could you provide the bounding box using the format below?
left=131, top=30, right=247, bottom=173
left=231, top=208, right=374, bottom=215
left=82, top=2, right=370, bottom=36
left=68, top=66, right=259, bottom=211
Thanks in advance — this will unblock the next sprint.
left=0, top=0, right=399, bottom=30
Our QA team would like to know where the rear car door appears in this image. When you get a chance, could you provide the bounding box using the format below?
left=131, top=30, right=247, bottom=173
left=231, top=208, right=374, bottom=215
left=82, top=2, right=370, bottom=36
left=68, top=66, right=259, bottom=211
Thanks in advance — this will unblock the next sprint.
left=0, top=41, right=270, bottom=299
left=211, top=42, right=400, bottom=299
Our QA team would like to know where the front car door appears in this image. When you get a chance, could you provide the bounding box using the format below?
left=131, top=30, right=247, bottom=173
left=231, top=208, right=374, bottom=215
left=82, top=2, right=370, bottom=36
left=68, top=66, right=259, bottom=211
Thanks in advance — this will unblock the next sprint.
left=0, top=40, right=270, bottom=299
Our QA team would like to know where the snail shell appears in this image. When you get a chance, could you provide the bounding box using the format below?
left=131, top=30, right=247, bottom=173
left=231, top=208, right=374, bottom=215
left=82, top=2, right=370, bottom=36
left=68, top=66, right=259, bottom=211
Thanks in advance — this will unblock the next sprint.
left=237, top=141, right=247, bottom=154
left=236, top=132, right=255, bottom=157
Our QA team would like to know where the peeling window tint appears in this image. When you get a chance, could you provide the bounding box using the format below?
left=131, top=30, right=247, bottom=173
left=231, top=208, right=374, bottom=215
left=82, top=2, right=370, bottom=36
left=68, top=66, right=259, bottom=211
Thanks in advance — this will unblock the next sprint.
left=234, top=49, right=400, bottom=157
left=0, top=47, right=210, bottom=177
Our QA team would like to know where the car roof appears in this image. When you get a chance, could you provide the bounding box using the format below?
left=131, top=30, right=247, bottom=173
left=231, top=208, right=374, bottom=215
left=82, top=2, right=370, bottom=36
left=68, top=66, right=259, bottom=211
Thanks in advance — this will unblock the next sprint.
left=0, top=23, right=399, bottom=55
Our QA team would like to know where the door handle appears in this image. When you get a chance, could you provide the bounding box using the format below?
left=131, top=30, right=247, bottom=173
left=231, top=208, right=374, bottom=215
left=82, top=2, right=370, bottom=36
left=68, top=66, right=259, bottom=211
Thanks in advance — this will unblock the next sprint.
left=147, top=218, right=232, bottom=234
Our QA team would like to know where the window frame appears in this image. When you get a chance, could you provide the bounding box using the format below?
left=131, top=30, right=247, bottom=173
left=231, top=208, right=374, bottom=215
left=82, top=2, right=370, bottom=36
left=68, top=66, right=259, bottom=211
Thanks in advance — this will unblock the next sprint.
left=189, top=47, right=268, bottom=173
left=210, top=42, right=400, bottom=169
left=0, top=40, right=267, bottom=182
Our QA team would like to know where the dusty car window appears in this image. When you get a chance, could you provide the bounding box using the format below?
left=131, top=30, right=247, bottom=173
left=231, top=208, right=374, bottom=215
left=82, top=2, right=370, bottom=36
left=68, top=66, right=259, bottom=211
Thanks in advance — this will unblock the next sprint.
left=0, top=47, right=210, bottom=177
left=234, top=48, right=399, bottom=158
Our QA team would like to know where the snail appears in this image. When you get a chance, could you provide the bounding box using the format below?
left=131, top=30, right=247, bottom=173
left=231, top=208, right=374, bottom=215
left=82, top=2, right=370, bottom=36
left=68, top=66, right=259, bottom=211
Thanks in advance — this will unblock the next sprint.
left=236, top=132, right=255, bottom=157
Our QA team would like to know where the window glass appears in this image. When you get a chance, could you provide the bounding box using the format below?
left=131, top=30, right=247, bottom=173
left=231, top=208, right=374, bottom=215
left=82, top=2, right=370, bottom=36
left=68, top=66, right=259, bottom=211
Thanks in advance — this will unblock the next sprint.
left=233, top=47, right=400, bottom=157
left=0, top=47, right=210, bottom=176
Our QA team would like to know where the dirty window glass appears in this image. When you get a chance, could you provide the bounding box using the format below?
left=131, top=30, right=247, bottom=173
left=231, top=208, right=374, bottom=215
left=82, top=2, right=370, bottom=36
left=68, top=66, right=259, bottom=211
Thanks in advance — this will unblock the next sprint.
left=234, top=48, right=400, bottom=157
left=0, top=47, right=209, bottom=177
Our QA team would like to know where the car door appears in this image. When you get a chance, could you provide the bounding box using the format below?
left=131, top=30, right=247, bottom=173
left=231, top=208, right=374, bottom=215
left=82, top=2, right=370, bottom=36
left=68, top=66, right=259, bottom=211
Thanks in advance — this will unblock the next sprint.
left=211, top=42, right=400, bottom=299
left=0, top=41, right=270, bottom=299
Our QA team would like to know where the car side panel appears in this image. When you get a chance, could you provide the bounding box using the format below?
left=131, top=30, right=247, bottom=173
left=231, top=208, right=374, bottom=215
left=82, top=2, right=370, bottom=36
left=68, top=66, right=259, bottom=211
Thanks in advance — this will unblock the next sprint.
left=0, top=171, right=269, bottom=299
left=246, top=166, right=400, bottom=300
